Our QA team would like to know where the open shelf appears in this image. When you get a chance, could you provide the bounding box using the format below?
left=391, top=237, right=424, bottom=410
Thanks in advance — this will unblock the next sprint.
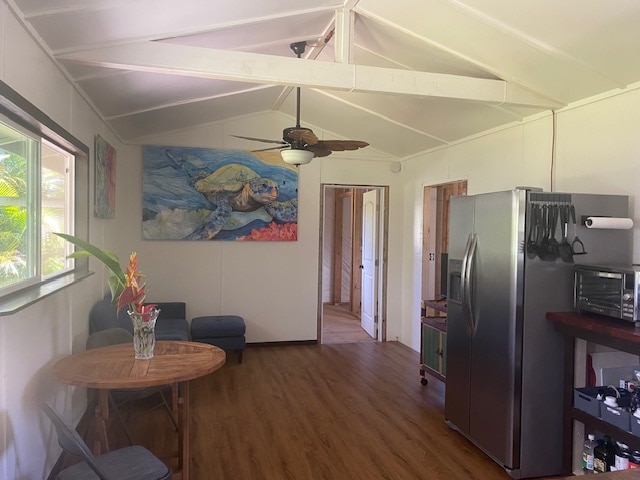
left=548, top=311, right=640, bottom=475
left=572, top=408, right=640, bottom=450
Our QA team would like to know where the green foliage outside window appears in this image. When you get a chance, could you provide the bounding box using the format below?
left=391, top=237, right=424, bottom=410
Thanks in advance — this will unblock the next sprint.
left=0, top=153, right=28, bottom=287
left=0, top=139, right=71, bottom=290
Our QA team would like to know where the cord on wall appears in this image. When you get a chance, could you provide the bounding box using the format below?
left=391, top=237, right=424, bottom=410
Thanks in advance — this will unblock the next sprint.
left=550, top=110, right=557, bottom=192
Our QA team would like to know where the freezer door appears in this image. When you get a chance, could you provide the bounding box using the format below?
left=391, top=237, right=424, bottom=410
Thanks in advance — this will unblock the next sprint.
left=444, top=196, right=475, bottom=434
left=468, top=190, right=525, bottom=469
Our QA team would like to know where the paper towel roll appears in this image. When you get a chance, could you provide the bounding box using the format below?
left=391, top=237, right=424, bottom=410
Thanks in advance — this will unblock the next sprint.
left=585, top=217, right=634, bottom=229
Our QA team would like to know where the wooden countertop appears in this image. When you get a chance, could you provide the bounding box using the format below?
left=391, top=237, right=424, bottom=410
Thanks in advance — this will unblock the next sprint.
left=422, top=316, right=447, bottom=332
left=547, top=311, right=640, bottom=354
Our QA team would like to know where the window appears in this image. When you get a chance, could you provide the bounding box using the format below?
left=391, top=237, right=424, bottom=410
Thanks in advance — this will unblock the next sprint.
left=41, top=141, right=75, bottom=277
left=0, top=81, right=89, bottom=314
left=0, top=122, right=75, bottom=293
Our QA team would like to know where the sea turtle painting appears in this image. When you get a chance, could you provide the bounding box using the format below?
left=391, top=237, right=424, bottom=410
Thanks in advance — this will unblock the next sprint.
left=142, top=146, right=298, bottom=241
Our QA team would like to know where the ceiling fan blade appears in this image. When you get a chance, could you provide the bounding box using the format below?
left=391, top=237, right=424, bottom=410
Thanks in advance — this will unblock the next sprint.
left=230, top=134, right=287, bottom=146
left=317, top=140, right=369, bottom=152
left=306, top=145, right=332, bottom=158
left=286, top=128, right=319, bottom=146
left=250, top=146, right=288, bottom=153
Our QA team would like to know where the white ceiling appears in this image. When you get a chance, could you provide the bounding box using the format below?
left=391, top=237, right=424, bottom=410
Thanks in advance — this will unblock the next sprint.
left=9, top=0, right=640, bottom=159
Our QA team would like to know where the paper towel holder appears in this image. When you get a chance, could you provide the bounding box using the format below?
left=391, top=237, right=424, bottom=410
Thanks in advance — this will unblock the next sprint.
left=581, top=215, right=634, bottom=229
left=581, top=215, right=607, bottom=226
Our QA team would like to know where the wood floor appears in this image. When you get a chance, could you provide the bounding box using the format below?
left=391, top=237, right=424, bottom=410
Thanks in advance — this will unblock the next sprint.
left=113, top=341, right=519, bottom=480
left=322, top=303, right=375, bottom=344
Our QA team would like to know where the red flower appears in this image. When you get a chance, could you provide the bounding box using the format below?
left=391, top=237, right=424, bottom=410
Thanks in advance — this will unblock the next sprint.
left=117, top=252, right=153, bottom=316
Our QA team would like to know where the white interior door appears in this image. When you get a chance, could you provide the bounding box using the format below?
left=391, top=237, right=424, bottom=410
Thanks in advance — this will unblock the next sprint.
left=361, top=189, right=378, bottom=338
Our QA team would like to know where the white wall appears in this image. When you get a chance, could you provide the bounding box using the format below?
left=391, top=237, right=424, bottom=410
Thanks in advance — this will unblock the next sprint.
left=129, top=87, right=640, bottom=355
left=0, top=5, right=125, bottom=479
left=400, top=86, right=640, bottom=352
left=3, top=1, right=640, bottom=477
left=135, top=124, right=404, bottom=343
left=0, top=21, right=406, bottom=480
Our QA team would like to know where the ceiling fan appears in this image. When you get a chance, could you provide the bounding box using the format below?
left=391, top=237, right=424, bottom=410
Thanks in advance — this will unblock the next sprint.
left=231, top=41, right=369, bottom=165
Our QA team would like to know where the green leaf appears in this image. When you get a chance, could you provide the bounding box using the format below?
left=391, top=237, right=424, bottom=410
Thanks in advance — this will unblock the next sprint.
left=54, top=232, right=125, bottom=284
left=66, top=251, right=92, bottom=259
left=108, top=275, right=125, bottom=306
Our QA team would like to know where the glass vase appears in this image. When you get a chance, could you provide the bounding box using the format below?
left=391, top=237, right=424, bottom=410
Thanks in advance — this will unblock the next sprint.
left=128, top=308, right=160, bottom=360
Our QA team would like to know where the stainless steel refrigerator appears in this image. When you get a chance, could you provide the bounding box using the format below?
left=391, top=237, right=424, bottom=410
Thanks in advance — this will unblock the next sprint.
left=444, top=188, right=631, bottom=479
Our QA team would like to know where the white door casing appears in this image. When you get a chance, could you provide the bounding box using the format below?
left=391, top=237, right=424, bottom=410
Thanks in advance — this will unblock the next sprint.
left=361, top=189, right=378, bottom=338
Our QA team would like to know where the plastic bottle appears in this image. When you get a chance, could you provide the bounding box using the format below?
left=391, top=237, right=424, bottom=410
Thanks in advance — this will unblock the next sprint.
left=615, top=442, right=630, bottom=471
left=582, top=433, right=596, bottom=474
left=594, top=435, right=616, bottom=473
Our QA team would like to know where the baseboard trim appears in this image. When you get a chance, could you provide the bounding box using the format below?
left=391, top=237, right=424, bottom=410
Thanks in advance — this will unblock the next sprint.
left=247, top=340, right=317, bottom=348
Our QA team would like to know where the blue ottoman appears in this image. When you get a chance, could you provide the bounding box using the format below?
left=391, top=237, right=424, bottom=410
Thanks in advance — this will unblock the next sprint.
left=191, top=315, right=246, bottom=364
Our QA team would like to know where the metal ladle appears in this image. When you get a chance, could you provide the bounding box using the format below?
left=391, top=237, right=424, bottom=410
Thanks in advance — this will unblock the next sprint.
left=557, top=204, right=574, bottom=263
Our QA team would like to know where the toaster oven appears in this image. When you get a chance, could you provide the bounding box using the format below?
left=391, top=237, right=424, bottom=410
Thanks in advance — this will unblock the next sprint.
left=574, top=264, right=640, bottom=323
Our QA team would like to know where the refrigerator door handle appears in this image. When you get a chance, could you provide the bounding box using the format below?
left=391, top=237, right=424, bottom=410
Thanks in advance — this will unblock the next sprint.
left=466, top=233, right=478, bottom=335
left=467, top=233, right=478, bottom=335
left=461, top=233, right=477, bottom=336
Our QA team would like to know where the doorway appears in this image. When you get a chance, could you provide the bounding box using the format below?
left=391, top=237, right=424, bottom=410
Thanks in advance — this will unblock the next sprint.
left=319, top=185, right=388, bottom=344
left=421, top=181, right=467, bottom=310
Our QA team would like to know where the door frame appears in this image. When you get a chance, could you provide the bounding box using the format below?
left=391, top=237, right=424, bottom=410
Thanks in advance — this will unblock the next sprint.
left=422, top=180, right=467, bottom=311
left=318, top=184, right=389, bottom=343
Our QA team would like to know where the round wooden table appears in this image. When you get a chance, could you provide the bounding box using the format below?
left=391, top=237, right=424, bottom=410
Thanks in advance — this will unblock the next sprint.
left=52, top=341, right=226, bottom=480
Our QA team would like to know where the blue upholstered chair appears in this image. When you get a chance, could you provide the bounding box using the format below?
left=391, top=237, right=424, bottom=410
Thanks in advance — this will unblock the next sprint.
left=89, top=295, right=190, bottom=341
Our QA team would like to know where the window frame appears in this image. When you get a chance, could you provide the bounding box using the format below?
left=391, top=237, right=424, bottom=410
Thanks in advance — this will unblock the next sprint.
left=0, top=80, right=90, bottom=315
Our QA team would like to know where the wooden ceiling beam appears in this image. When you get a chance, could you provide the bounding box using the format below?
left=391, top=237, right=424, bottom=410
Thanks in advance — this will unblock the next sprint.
left=57, top=42, right=562, bottom=109
left=334, top=6, right=355, bottom=64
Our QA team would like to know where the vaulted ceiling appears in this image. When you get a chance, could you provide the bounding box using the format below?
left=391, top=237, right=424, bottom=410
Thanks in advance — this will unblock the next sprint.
left=9, top=0, right=640, bottom=159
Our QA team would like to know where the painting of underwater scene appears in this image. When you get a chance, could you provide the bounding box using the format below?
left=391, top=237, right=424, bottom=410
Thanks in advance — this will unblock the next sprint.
left=142, top=146, right=298, bottom=241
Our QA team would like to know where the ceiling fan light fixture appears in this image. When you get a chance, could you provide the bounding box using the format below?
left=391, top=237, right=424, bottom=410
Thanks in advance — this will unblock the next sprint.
left=281, top=148, right=313, bottom=166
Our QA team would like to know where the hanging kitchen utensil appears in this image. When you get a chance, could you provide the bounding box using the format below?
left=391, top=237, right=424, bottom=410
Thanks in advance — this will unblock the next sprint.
left=570, top=204, right=588, bottom=255
left=538, top=204, right=555, bottom=261
left=525, top=203, right=539, bottom=258
left=535, top=204, right=548, bottom=259
left=539, top=203, right=559, bottom=261
left=558, top=204, right=574, bottom=263
left=548, top=204, right=560, bottom=260
left=531, top=204, right=543, bottom=259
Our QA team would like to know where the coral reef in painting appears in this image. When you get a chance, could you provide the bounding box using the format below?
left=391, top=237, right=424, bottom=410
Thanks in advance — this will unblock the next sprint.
left=238, top=221, right=298, bottom=241
left=143, top=146, right=298, bottom=241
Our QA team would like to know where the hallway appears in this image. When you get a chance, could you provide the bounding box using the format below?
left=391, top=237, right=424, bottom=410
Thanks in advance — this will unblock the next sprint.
left=322, top=303, right=375, bottom=344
